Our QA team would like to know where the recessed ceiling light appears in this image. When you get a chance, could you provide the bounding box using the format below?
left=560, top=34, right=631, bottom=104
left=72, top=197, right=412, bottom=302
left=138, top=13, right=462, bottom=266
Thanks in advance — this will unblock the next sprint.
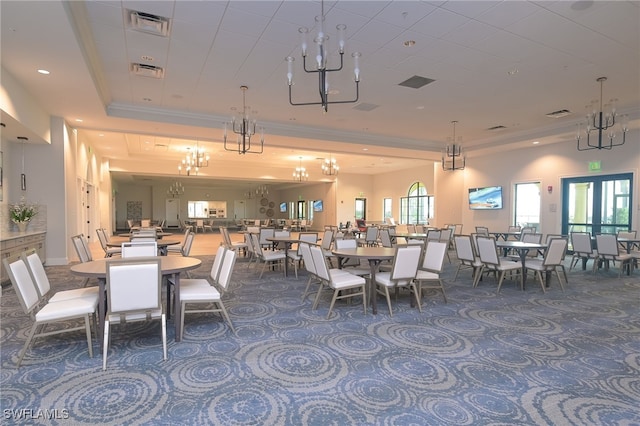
left=75, top=119, right=83, bottom=123
left=416, top=106, right=425, bottom=110
left=508, top=68, right=518, bottom=76
left=362, top=148, right=368, bottom=151
left=98, top=134, right=104, bottom=137
left=532, top=141, right=540, bottom=145
left=403, top=40, right=416, bottom=47
left=37, top=69, right=50, bottom=75
left=143, top=98, right=152, bottom=102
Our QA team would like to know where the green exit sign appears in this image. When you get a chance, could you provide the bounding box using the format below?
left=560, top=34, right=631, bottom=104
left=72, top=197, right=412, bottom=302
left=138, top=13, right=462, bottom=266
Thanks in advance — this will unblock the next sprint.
left=589, top=160, right=601, bottom=172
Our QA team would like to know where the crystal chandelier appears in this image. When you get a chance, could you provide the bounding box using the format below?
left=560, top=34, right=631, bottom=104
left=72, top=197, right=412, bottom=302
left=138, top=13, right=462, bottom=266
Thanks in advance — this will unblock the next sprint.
left=167, top=181, right=184, bottom=198
left=224, top=86, right=264, bottom=154
left=293, top=157, right=309, bottom=182
left=285, top=0, right=361, bottom=113
left=178, top=142, right=209, bottom=176
left=576, top=77, right=628, bottom=151
left=321, top=155, right=339, bottom=175
left=442, top=121, right=466, bottom=171
left=245, top=184, right=268, bottom=199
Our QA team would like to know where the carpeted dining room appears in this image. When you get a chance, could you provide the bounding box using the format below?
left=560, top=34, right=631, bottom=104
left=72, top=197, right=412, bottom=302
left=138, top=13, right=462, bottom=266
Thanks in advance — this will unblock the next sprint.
left=1, top=233, right=639, bottom=425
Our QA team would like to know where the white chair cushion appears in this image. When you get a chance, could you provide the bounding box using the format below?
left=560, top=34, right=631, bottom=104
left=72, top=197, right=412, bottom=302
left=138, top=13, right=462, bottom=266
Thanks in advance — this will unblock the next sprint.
left=179, top=278, right=212, bottom=289
left=48, top=287, right=99, bottom=303
left=35, top=297, right=97, bottom=322
left=107, top=309, right=163, bottom=323
left=375, top=271, right=412, bottom=287
left=415, top=270, right=439, bottom=280
left=180, top=285, right=221, bottom=302
left=331, top=273, right=366, bottom=290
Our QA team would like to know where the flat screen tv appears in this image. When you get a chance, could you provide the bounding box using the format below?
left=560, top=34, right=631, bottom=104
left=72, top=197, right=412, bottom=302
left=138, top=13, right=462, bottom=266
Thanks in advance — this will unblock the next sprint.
left=468, top=186, right=503, bottom=210
left=279, top=202, right=287, bottom=213
left=313, top=200, right=323, bottom=212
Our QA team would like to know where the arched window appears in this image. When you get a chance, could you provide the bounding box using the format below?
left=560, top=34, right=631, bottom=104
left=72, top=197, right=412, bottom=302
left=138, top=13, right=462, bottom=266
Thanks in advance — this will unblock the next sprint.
left=400, top=182, right=434, bottom=224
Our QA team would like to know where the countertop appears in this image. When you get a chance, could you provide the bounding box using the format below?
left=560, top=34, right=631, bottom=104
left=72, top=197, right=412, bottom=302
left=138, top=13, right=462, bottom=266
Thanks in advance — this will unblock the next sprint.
left=1, top=230, right=46, bottom=242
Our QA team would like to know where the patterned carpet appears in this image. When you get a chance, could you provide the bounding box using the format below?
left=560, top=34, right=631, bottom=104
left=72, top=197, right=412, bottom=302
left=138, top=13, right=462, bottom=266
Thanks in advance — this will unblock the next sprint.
left=1, top=253, right=639, bottom=425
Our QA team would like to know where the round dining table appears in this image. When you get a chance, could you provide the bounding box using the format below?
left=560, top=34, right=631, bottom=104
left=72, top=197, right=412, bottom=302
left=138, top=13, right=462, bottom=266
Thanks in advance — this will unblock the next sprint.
left=118, top=232, right=174, bottom=239
left=70, top=256, right=202, bottom=344
left=331, top=246, right=396, bottom=314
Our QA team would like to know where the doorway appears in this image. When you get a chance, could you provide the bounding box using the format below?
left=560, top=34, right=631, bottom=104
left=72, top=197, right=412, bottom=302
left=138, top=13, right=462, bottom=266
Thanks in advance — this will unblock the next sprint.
left=355, top=198, right=366, bottom=220
left=296, top=200, right=306, bottom=220
left=165, top=198, right=180, bottom=228
left=561, top=172, right=633, bottom=235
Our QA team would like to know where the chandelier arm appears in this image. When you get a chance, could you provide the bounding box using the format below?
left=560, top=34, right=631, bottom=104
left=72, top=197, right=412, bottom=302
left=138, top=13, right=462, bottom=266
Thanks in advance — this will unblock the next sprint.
left=288, top=81, right=359, bottom=107
left=324, top=52, right=345, bottom=73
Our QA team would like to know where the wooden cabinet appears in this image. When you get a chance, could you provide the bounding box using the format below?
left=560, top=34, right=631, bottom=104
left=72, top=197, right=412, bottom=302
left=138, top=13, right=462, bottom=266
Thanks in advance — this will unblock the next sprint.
left=1, top=232, right=46, bottom=284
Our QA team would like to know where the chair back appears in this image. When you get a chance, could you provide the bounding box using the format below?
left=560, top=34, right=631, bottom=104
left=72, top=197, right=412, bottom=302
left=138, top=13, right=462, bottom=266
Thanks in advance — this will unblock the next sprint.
left=571, top=232, right=594, bottom=254
left=365, top=226, right=379, bottom=244
left=299, top=232, right=318, bottom=244
left=72, top=234, right=92, bottom=263
left=141, top=219, right=151, bottom=228
left=543, top=238, right=567, bottom=267
left=121, top=241, right=158, bottom=258
left=210, top=245, right=227, bottom=284
left=379, top=228, right=393, bottom=247
left=220, top=227, right=232, bottom=247
left=181, top=232, right=195, bottom=256
left=245, top=233, right=255, bottom=256
left=422, top=241, right=448, bottom=273
left=321, top=229, right=334, bottom=250
left=3, top=257, right=40, bottom=315
left=96, top=228, right=109, bottom=250
left=259, top=228, right=275, bottom=247
left=454, top=235, right=476, bottom=263
left=356, top=219, right=367, bottom=232
left=520, top=227, right=536, bottom=238
left=522, top=233, right=542, bottom=244
left=595, top=234, right=619, bottom=257
left=415, top=225, right=426, bottom=234
left=274, top=230, right=290, bottom=238
left=407, top=224, right=417, bottom=233
left=217, top=248, right=237, bottom=292
left=617, top=230, right=637, bottom=239
left=299, top=243, right=316, bottom=276
left=427, top=229, right=441, bottom=241
left=508, top=225, right=521, bottom=233
left=476, top=236, right=500, bottom=266
left=334, top=237, right=361, bottom=267
left=309, top=245, right=330, bottom=282
left=475, top=226, right=489, bottom=236
left=106, top=258, right=162, bottom=315
left=250, top=234, right=264, bottom=257
left=21, top=249, right=51, bottom=299
left=389, top=245, right=422, bottom=282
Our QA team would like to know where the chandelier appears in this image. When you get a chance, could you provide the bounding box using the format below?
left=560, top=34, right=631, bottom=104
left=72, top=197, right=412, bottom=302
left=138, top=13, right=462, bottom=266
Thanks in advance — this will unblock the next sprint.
left=442, top=121, right=466, bottom=171
left=245, top=184, right=268, bottom=199
left=224, top=86, right=264, bottom=154
left=167, top=181, right=184, bottom=198
left=178, top=142, right=209, bottom=176
left=285, top=0, right=361, bottom=113
left=321, top=155, right=339, bottom=175
left=293, top=157, right=309, bottom=182
left=576, top=77, right=628, bottom=151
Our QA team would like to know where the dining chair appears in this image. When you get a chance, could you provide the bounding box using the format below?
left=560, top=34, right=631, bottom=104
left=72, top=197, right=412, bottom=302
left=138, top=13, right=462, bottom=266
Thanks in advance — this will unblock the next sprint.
left=378, top=228, right=393, bottom=248
left=71, top=234, right=94, bottom=287
left=594, top=234, right=633, bottom=278
left=287, top=232, right=318, bottom=279
left=4, top=257, right=96, bottom=367
left=103, top=257, right=166, bottom=370
left=220, top=226, right=248, bottom=255
left=475, top=235, right=523, bottom=292
left=320, top=229, right=335, bottom=265
left=374, top=245, right=422, bottom=316
left=475, top=226, right=489, bottom=236
left=453, top=235, right=482, bottom=283
left=251, top=233, right=286, bottom=279
left=178, top=248, right=237, bottom=339
left=525, top=237, right=568, bottom=292
left=414, top=241, right=449, bottom=309
left=180, top=231, right=195, bottom=256
left=310, top=245, right=367, bottom=319
left=569, top=232, right=598, bottom=271
left=438, top=227, right=453, bottom=263
left=167, top=227, right=191, bottom=255
left=258, top=227, right=275, bottom=250
left=121, top=241, right=158, bottom=258
left=332, top=238, right=370, bottom=276
left=22, top=249, right=99, bottom=303
left=203, top=220, right=214, bottom=233
left=299, top=242, right=321, bottom=301
left=96, top=228, right=121, bottom=258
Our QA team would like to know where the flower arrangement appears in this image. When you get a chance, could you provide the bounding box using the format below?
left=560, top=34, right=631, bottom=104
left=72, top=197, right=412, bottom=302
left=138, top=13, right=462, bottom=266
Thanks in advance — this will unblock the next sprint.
left=10, top=199, right=38, bottom=223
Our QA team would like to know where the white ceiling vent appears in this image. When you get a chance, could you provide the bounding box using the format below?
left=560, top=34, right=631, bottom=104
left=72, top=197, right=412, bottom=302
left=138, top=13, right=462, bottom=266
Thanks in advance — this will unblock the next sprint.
left=545, top=109, right=572, bottom=118
left=128, top=10, right=171, bottom=37
left=131, top=63, right=165, bottom=79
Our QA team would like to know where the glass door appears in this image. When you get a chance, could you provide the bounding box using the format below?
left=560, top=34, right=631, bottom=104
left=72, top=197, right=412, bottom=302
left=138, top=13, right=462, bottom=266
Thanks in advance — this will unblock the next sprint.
left=562, top=172, right=633, bottom=235
left=355, top=198, right=366, bottom=220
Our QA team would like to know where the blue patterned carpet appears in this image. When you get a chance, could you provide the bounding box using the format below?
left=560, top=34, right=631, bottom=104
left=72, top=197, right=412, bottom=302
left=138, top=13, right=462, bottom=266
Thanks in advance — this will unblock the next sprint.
left=1, top=254, right=639, bottom=425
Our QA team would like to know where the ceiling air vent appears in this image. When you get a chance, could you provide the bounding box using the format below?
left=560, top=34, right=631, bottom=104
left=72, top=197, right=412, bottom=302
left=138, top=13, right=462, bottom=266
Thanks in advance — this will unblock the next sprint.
left=128, top=10, right=171, bottom=37
left=398, top=75, right=435, bottom=89
left=353, top=102, right=379, bottom=112
left=546, top=109, right=572, bottom=118
left=487, top=125, right=507, bottom=131
left=131, top=63, right=165, bottom=79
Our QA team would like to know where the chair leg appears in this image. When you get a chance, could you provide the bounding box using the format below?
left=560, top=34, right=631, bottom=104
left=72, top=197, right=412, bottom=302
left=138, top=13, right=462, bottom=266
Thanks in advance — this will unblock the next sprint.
left=161, top=314, right=167, bottom=361
left=312, top=281, right=327, bottom=310
left=326, top=290, right=340, bottom=319
left=413, top=283, right=422, bottom=313
left=17, top=322, right=39, bottom=367
left=102, top=321, right=110, bottom=371
left=218, top=301, right=236, bottom=335
left=439, top=279, right=448, bottom=303
left=496, top=271, right=506, bottom=293
left=536, top=271, right=546, bottom=293
left=180, top=301, right=186, bottom=341
left=84, top=315, right=93, bottom=358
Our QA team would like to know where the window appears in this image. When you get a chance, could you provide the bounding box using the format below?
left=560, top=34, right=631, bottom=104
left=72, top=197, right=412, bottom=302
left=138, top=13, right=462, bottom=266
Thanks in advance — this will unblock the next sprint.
left=308, top=200, right=314, bottom=222
left=355, top=198, right=366, bottom=220
left=514, top=182, right=541, bottom=231
left=383, top=198, right=392, bottom=221
left=399, top=182, right=433, bottom=224
left=187, top=201, right=209, bottom=218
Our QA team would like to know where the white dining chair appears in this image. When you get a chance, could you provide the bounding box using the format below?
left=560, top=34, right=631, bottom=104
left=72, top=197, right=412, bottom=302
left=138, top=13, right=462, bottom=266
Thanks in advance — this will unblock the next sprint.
left=121, top=241, right=158, bottom=258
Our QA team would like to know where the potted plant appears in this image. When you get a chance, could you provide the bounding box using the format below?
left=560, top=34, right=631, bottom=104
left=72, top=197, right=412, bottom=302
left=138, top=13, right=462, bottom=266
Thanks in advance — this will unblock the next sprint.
left=10, top=198, right=38, bottom=232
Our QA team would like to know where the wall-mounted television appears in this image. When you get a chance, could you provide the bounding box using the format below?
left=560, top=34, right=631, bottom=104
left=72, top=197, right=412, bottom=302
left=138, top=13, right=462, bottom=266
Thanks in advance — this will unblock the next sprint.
left=279, top=202, right=287, bottom=213
left=468, top=186, right=503, bottom=210
left=313, top=200, right=323, bottom=212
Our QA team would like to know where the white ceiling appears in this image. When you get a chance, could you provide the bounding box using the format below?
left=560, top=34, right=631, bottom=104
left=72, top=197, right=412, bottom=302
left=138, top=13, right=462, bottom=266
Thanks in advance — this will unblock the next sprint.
left=1, top=1, right=639, bottom=190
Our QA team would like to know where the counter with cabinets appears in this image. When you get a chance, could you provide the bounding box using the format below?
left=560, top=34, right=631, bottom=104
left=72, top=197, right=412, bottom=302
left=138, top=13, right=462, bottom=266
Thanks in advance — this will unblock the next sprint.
left=1, top=231, right=46, bottom=284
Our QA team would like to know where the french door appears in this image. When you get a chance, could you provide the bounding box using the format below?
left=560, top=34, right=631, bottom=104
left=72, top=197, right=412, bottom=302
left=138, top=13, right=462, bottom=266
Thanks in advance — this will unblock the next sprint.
left=561, top=172, right=633, bottom=235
